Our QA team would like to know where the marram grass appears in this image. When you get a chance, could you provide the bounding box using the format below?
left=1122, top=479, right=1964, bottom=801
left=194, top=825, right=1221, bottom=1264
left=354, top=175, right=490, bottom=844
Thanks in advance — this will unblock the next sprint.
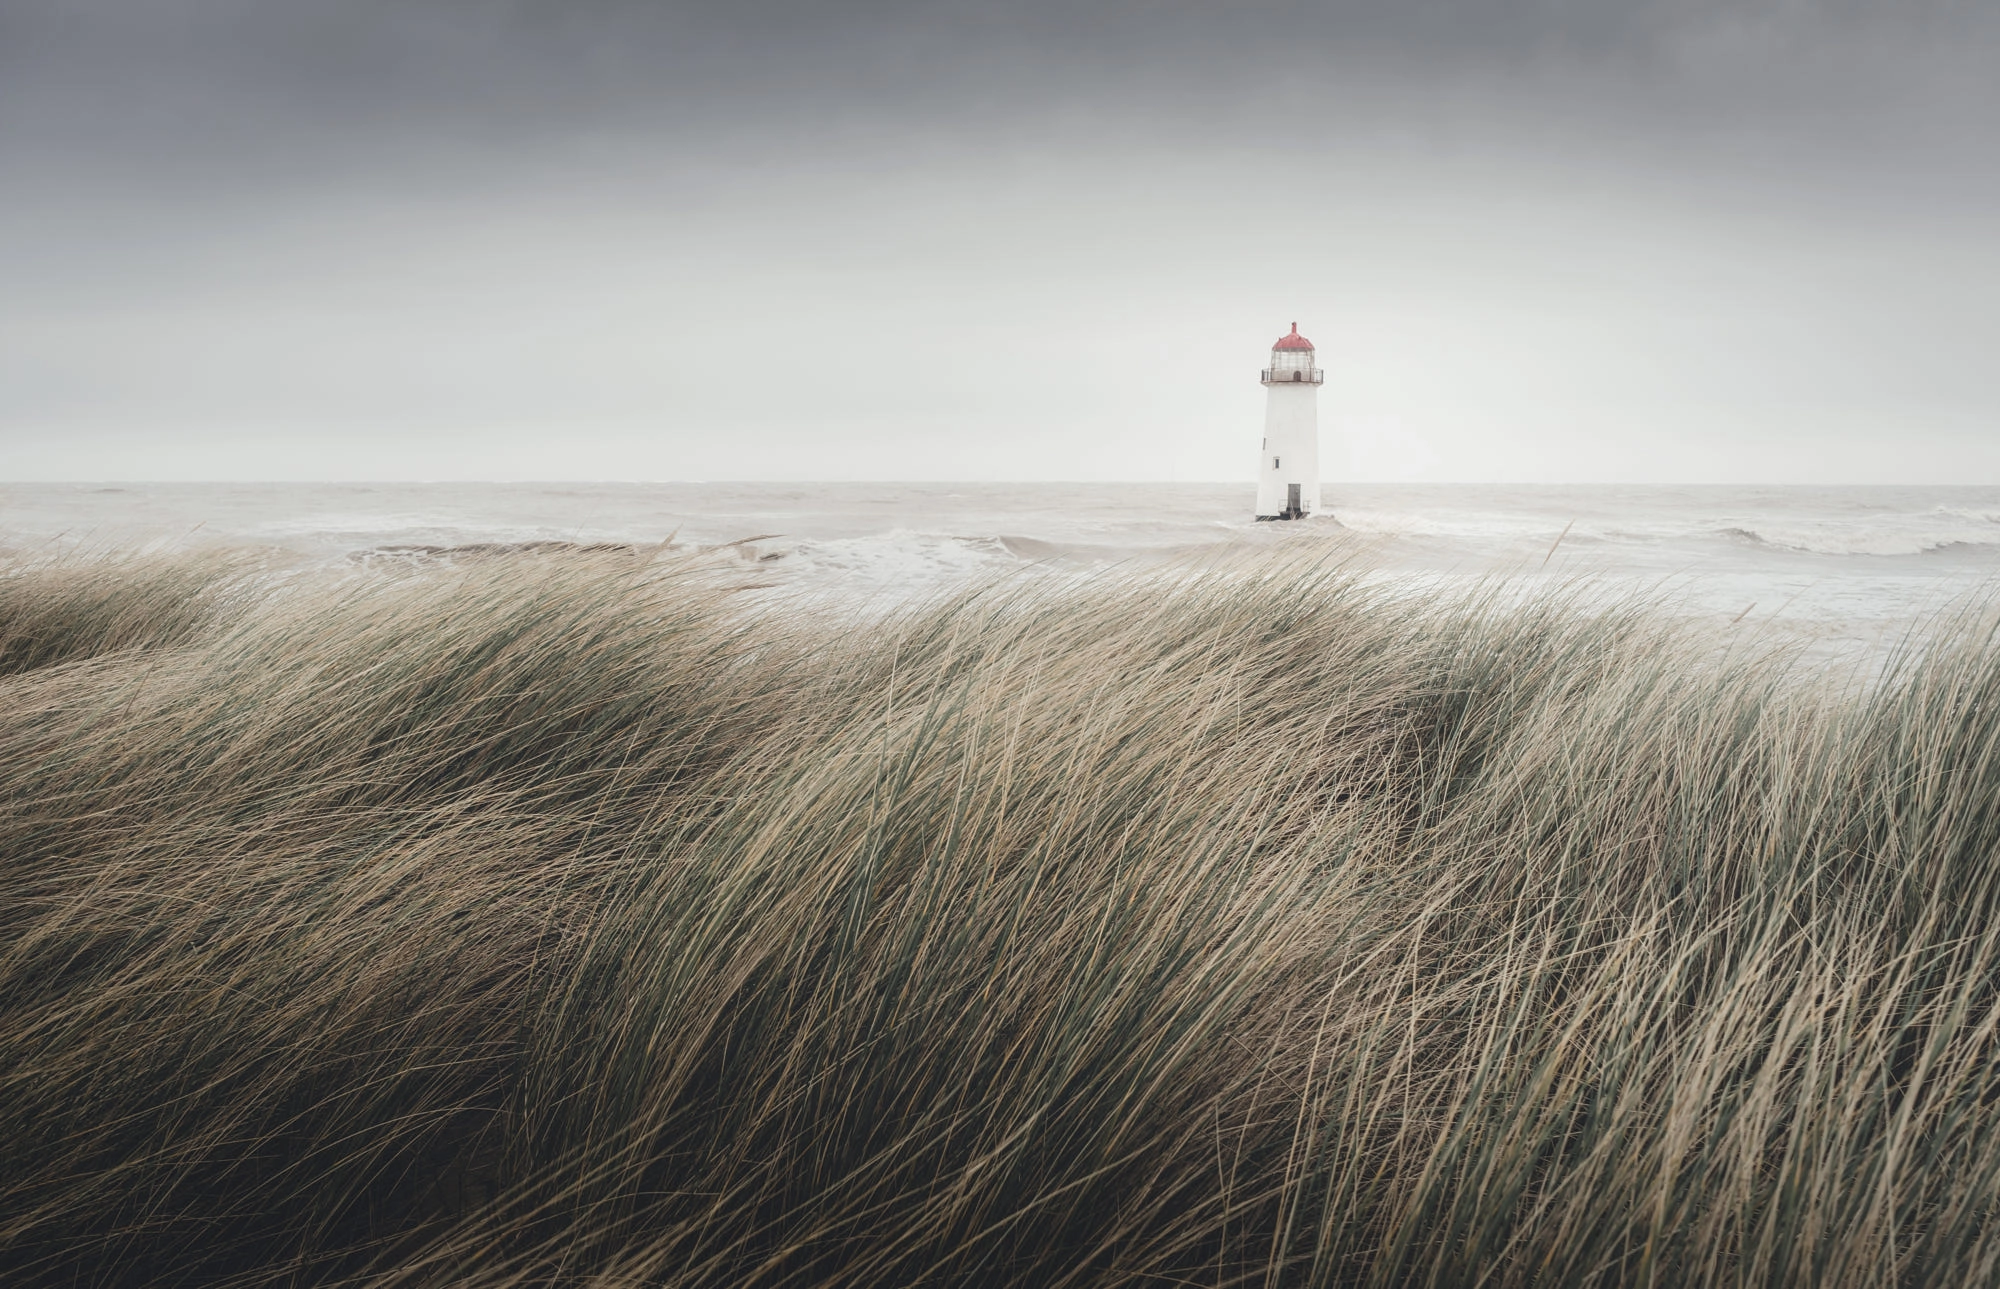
left=4, top=548, right=2000, bottom=1287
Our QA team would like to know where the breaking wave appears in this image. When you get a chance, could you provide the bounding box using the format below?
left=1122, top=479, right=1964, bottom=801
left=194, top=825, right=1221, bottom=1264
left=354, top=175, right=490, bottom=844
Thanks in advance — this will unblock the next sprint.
left=1717, top=517, right=2000, bottom=558
left=731, top=530, right=1018, bottom=588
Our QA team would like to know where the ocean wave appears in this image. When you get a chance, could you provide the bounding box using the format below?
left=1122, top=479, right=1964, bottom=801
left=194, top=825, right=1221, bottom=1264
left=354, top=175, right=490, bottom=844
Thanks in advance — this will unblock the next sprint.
left=1317, top=508, right=1570, bottom=540
left=1718, top=523, right=2000, bottom=557
left=1326, top=504, right=2000, bottom=559
left=739, top=530, right=1019, bottom=586
left=1933, top=505, right=2000, bottom=525
left=253, top=512, right=476, bottom=539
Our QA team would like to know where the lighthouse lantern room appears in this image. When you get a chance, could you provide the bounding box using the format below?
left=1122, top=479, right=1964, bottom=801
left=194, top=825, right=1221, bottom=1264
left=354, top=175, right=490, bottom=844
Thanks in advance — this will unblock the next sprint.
left=1256, top=322, right=1323, bottom=521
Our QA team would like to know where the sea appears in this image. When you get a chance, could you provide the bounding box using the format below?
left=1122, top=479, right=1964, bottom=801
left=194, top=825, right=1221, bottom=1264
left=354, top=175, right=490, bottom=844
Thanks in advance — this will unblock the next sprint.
left=5, top=482, right=1999, bottom=662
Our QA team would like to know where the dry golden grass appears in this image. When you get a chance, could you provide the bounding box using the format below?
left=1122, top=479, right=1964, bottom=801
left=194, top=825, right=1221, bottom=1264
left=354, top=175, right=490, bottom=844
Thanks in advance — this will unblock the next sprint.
left=3, top=548, right=1999, bottom=1287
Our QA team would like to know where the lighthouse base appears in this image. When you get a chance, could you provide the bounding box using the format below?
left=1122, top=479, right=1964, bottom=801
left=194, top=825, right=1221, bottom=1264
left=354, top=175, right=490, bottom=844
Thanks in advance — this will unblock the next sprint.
left=1253, top=509, right=1309, bottom=522
left=1255, top=477, right=1314, bottom=523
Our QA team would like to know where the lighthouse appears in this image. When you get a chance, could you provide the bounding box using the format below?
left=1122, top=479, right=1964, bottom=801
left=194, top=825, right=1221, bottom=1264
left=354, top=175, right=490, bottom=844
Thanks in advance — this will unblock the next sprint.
left=1255, top=323, right=1323, bottom=520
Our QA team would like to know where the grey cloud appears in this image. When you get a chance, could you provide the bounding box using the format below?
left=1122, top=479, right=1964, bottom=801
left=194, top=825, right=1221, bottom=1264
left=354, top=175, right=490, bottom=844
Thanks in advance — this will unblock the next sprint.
left=2, top=1, right=1994, bottom=482
left=7, top=2, right=1995, bottom=162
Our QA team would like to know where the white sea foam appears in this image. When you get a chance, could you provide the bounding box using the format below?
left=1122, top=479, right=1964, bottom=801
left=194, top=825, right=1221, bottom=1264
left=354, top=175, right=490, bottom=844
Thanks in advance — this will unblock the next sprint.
left=742, top=530, right=1018, bottom=588
left=3, top=482, right=1997, bottom=652
left=1333, top=505, right=2000, bottom=558
left=1717, top=518, right=2000, bottom=558
left=1330, top=508, right=1583, bottom=541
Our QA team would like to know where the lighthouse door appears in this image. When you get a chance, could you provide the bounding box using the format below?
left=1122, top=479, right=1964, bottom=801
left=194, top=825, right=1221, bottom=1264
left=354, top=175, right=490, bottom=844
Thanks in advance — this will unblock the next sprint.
left=1286, top=483, right=1301, bottom=516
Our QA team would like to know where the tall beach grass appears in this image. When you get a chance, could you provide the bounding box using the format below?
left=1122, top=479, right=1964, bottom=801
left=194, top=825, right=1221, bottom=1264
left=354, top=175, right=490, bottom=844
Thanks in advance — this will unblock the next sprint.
left=3, top=547, right=1999, bottom=1286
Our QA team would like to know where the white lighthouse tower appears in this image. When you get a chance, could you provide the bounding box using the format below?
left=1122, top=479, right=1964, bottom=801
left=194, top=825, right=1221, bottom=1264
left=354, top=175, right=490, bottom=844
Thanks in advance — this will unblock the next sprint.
left=1255, top=323, right=1323, bottom=520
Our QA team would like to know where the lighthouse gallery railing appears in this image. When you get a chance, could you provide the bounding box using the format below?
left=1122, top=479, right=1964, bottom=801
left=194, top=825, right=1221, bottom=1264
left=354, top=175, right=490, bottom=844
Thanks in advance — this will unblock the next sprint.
left=1260, top=369, right=1325, bottom=385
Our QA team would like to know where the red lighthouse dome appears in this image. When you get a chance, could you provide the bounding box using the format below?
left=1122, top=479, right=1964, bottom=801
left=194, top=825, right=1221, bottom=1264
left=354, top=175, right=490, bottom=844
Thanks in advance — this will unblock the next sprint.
left=1272, top=322, right=1314, bottom=352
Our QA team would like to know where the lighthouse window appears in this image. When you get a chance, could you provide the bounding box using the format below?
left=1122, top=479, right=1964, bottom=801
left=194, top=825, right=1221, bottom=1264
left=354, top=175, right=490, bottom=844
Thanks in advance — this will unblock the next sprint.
left=1273, top=456, right=1281, bottom=468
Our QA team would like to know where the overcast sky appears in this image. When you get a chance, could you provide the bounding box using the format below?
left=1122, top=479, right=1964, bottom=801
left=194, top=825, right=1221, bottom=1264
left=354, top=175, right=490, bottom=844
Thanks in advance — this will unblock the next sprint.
left=2, top=0, right=1995, bottom=482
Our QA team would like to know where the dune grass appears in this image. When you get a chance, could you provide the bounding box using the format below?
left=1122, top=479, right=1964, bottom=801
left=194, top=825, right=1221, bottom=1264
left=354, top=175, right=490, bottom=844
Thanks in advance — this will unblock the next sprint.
left=3, top=547, right=2000, bottom=1286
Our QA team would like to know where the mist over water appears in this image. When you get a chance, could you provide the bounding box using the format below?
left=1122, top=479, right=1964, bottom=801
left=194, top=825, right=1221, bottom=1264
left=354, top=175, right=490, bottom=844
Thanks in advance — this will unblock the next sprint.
left=6, top=481, right=1997, bottom=660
